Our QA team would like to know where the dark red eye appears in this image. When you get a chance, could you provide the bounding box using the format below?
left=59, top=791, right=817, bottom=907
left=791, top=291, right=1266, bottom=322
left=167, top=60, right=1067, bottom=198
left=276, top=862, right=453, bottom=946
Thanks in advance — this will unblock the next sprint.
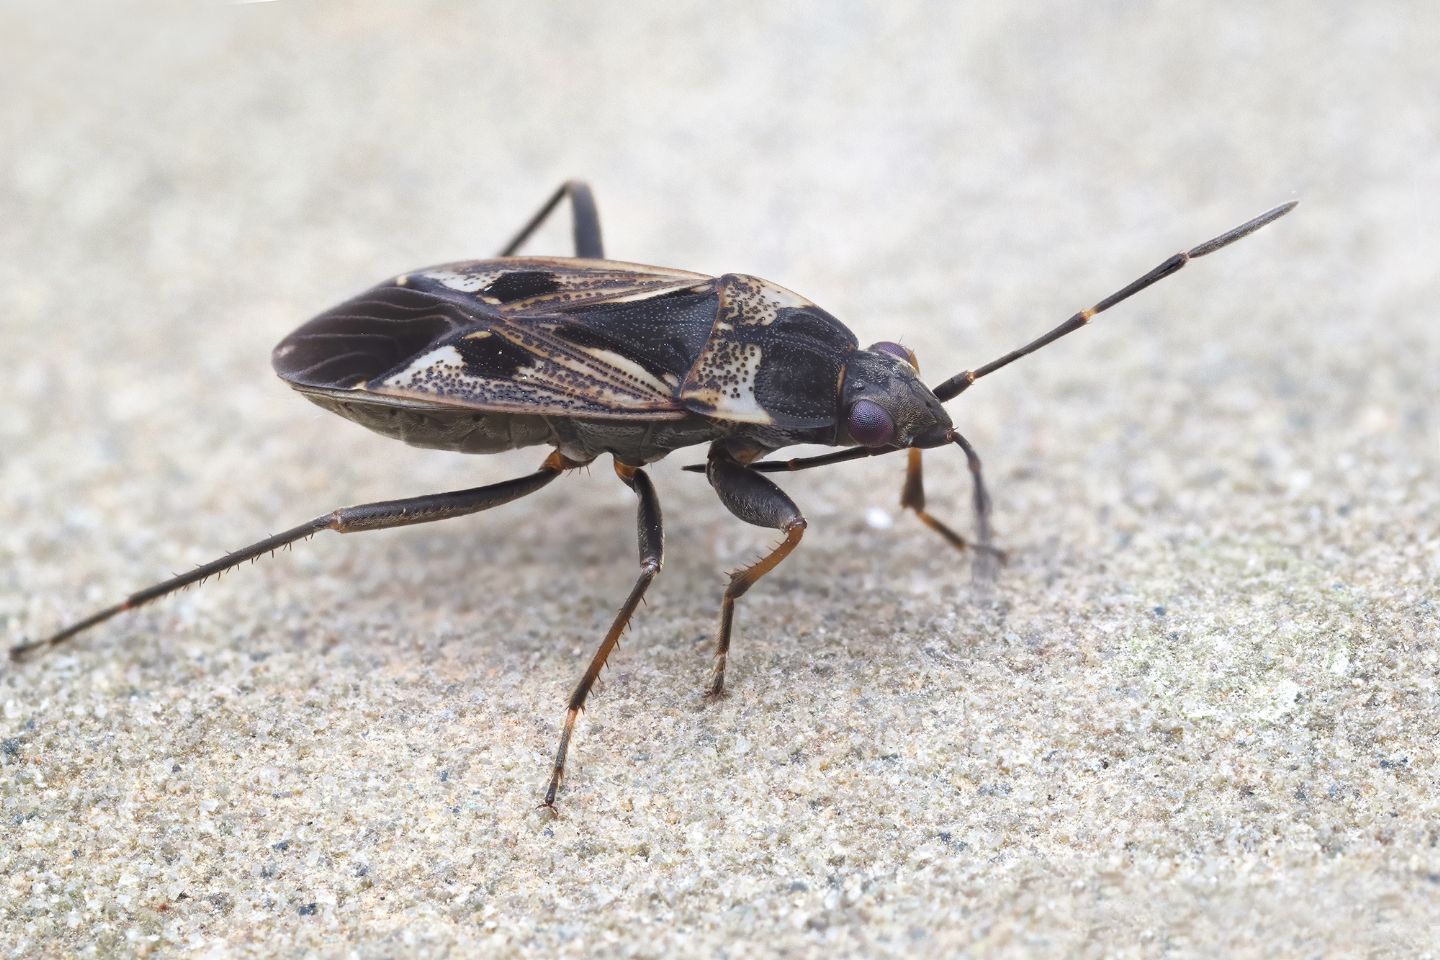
left=869, top=341, right=916, bottom=368
left=847, top=399, right=895, bottom=447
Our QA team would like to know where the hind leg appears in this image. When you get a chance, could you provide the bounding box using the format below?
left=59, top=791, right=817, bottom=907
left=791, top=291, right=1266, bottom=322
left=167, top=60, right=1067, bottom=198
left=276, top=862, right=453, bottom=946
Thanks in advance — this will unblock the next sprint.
left=498, top=180, right=604, bottom=258
left=541, top=460, right=663, bottom=809
left=13, top=452, right=580, bottom=661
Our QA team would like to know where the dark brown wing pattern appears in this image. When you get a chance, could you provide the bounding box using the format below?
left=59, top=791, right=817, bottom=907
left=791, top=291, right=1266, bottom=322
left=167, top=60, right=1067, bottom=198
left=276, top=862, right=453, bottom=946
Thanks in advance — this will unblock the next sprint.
left=417, top=256, right=710, bottom=316
left=273, top=258, right=719, bottom=420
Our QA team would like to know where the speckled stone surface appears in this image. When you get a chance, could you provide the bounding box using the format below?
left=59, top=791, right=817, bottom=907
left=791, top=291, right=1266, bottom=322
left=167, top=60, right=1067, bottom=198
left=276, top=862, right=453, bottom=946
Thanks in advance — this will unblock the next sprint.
left=3, top=3, right=1437, bottom=957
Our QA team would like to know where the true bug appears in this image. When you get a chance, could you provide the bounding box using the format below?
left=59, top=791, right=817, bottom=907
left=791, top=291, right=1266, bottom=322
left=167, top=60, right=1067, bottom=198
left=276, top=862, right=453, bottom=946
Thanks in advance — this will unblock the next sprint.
left=12, top=181, right=1295, bottom=808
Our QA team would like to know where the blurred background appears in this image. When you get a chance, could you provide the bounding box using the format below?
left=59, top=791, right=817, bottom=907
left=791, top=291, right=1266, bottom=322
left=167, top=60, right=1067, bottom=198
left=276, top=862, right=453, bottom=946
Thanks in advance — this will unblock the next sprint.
left=3, top=2, right=1436, bottom=956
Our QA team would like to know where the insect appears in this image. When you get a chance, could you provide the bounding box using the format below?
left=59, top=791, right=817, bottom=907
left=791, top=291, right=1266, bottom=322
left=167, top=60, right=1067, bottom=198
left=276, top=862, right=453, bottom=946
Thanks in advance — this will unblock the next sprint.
left=12, top=181, right=1295, bottom=808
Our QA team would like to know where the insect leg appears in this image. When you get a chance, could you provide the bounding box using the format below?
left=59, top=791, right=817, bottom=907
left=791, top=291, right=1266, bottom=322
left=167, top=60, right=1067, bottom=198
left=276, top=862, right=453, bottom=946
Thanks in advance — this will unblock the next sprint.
left=704, top=454, right=807, bottom=700
left=900, top=447, right=969, bottom=549
left=11, top=452, right=581, bottom=662
left=680, top=446, right=889, bottom=474
left=542, top=460, right=663, bottom=810
left=900, top=443, right=1006, bottom=575
left=498, top=180, right=604, bottom=259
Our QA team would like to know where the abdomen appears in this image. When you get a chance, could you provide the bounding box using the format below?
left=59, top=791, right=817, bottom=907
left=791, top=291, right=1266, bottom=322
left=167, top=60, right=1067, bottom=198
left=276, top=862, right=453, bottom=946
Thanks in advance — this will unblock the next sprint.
left=299, top=392, right=557, bottom=454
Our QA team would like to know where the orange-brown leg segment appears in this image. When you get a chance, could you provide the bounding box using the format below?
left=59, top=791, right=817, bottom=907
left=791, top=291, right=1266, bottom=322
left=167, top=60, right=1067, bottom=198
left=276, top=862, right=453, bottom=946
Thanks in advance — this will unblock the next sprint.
left=542, top=459, right=663, bottom=810
left=901, top=444, right=1005, bottom=561
left=705, top=454, right=807, bottom=700
left=901, top=447, right=973, bottom=551
left=901, top=439, right=1005, bottom=578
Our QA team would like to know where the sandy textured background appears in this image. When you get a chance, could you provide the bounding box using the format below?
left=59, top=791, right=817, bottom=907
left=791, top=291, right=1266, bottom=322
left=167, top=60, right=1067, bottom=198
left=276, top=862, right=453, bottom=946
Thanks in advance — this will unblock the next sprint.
left=3, top=3, right=1437, bottom=957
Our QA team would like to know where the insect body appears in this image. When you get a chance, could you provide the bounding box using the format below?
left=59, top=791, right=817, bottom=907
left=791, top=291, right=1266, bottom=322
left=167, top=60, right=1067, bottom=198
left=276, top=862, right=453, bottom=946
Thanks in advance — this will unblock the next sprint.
left=13, top=182, right=1296, bottom=809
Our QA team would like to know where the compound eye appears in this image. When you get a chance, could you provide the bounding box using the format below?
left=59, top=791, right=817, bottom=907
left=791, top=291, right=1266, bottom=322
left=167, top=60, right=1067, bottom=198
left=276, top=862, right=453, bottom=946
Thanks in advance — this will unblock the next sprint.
left=869, top=341, right=917, bottom=369
left=847, top=399, right=895, bottom=447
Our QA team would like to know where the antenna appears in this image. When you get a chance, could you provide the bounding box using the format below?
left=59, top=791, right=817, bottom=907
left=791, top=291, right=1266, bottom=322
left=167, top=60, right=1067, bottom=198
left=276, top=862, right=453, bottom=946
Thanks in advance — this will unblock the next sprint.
left=932, top=201, right=1298, bottom=402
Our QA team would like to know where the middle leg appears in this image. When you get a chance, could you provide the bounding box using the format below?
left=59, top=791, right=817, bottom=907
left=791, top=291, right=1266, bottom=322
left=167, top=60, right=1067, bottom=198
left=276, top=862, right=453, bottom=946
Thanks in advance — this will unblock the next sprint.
left=705, top=453, right=807, bottom=700
left=542, top=459, right=663, bottom=809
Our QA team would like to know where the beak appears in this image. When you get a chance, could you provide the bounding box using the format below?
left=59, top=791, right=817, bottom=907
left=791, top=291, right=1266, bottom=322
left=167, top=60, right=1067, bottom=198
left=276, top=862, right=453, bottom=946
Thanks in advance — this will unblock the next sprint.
left=911, top=425, right=954, bottom=449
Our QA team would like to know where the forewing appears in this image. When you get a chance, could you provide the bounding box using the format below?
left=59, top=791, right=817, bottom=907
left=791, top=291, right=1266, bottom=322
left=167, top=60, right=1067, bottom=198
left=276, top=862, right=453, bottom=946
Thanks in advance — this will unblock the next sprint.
left=275, top=259, right=720, bottom=420
left=410, top=256, right=711, bottom=315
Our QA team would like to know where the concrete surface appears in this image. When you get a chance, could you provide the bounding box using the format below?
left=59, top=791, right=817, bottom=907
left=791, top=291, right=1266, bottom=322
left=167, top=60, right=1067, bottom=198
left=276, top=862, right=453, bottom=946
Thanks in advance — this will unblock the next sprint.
left=2, top=2, right=1436, bottom=957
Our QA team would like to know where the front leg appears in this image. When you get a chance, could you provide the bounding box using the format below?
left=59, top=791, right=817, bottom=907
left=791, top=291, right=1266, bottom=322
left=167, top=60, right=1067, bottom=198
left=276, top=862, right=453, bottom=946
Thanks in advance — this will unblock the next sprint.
left=705, top=452, right=807, bottom=700
left=900, top=441, right=1005, bottom=575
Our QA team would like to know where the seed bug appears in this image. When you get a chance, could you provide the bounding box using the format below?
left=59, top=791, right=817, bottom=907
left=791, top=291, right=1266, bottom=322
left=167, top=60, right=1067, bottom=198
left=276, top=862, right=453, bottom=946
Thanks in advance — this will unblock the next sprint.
left=12, top=181, right=1296, bottom=808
